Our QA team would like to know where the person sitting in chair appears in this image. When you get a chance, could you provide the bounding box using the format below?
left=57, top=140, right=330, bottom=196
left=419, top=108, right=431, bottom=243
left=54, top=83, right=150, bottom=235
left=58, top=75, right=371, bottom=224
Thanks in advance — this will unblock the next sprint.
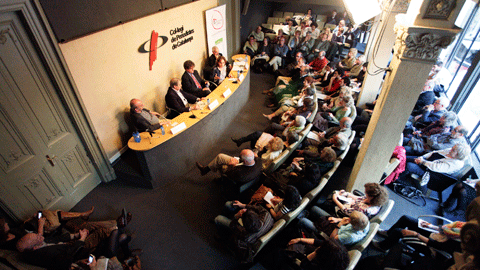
left=130, top=99, right=166, bottom=132
left=165, top=78, right=203, bottom=119
left=181, top=60, right=211, bottom=98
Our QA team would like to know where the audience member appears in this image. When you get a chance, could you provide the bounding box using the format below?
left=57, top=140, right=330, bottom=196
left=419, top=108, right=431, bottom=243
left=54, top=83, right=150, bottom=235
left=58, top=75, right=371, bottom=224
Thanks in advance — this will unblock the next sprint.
left=165, top=78, right=202, bottom=118
left=252, top=37, right=272, bottom=69
left=338, top=48, right=357, bottom=70
left=308, top=50, right=329, bottom=72
left=181, top=60, right=211, bottom=98
left=326, top=10, right=338, bottom=25
left=308, top=33, right=332, bottom=62
left=310, top=22, right=321, bottom=39
left=297, top=32, right=315, bottom=57
left=287, top=30, right=302, bottom=59
left=243, top=35, right=259, bottom=57
left=250, top=26, right=264, bottom=42
left=267, top=36, right=289, bottom=71
left=404, top=125, right=468, bottom=156
left=195, top=149, right=262, bottom=185
left=406, top=96, right=450, bottom=129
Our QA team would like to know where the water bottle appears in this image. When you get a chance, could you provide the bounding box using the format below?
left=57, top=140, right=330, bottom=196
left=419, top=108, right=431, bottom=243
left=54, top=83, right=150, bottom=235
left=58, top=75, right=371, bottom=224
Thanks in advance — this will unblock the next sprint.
left=133, top=131, right=141, bottom=143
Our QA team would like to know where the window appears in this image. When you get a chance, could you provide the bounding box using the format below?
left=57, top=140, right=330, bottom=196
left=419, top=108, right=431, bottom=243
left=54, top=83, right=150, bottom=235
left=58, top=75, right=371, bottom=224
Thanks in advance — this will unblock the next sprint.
left=437, top=0, right=480, bottom=160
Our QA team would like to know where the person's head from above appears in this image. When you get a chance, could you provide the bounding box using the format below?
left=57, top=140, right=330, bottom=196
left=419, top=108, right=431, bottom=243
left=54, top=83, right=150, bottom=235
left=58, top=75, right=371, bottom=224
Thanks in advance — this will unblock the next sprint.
left=295, top=51, right=303, bottom=61
left=284, top=185, right=302, bottom=209
left=459, top=222, right=480, bottom=263
left=324, top=27, right=332, bottom=34
left=331, top=10, right=337, bottom=17
left=263, top=37, right=270, bottom=45
left=295, top=30, right=301, bottom=37
left=333, top=133, right=348, bottom=150
left=307, top=8, right=312, bottom=15
left=320, top=146, right=337, bottom=162
left=448, top=143, right=471, bottom=160
left=0, top=218, right=9, bottom=242
left=338, top=27, right=345, bottom=35
left=277, top=29, right=284, bottom=36
left=451, top=125, right=468, bottom=139
left=434, top=97, right=450, bottom=111
left=341, top=95, right=354, bottom=108
left=212, top=46, right=219, bottom=57
left=256, top=26, right=262, bottom=33
left=279, top=36, right=286, bottom=46
left=311, top=22, right=317, bottom=30
left=310, top=238, right=349, bottom=270
left=301, top=98, right=315, bottom=113
left=347, top=48, right=358, bottom=59
left=305, top=162, right=322, bottom=181
left=356, top=55, right=366, bottom=65
left=439, top=111, right=457, bottom=126
left=318, top=50, right=326, bottom=59
left=305, top=32, right=312, bottom=39
left=269, top=137, right=284, bottom=152
left=240, top=149, right=255, bottom=166
left=362, top=62, right=368, bottom=71
left=130, top=98, right=144, bottom=114
left=325, top=63, right=333, bottom=72
left=16, top=233, right=44, bottom=252
left=364, top=182, right=388, bottom=206
left=216, top=56, right=227, bottom=68
left=287, top=131, right=299, bottom=145
left=303, top=86, right=315, bottom=97
left=248, top=35, right=256, bottom=45
left=288, top=19, right=293, bottom=27
left=335, top=67, right=345, bottom=77
left=338, top=86, right=353, bottom=99
left=320, top=33, right=328, bottom=41
left=340, top=117, right=353, bottom=129
left=299, top=66, right=309, bottom=76
left=298, top=57, right=306, bottom=65
left=339, top=19, right=346, bottom=28
left=342, top=77, right=351, bottom=87
left=241, top=210, right=262, bottom=233
left=183, top=60, right=195, bottom=73
left=294, top=115, right=306, bottom=128
left=349, top=211, right=369, bottom=231
left=300, top=21, right=306, bottom=28
left=170, top=78, right=182, bottom=91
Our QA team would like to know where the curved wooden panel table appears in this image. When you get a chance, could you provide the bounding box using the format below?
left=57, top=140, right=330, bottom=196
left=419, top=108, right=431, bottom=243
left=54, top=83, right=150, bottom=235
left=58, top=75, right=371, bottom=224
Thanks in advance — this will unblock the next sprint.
left=128, top=55, right=250, bottom=188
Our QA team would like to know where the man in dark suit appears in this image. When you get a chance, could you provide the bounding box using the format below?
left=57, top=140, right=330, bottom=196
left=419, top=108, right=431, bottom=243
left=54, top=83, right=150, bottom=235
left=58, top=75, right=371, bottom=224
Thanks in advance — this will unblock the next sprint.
left=130, top=98, right=165, bottom=132
left=181, top=60, right=211, bottom=98
left=165, top=78, right=202, bottom=118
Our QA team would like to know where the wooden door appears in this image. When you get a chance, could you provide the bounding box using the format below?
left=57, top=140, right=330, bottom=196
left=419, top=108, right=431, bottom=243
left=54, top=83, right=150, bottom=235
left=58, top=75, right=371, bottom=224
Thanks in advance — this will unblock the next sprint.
left=0, top=12, right=100, bottom=220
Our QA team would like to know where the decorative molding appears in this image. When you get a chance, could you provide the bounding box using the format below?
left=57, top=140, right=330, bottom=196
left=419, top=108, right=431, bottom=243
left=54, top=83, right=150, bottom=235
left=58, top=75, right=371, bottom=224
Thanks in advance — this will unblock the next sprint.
left=423, top=0, right=456, bottom=20
left=0, top=28, right=9, bottom=45
left=392, top=0, right=411, bottom=13
left=394, top=24, right=455, bottom=60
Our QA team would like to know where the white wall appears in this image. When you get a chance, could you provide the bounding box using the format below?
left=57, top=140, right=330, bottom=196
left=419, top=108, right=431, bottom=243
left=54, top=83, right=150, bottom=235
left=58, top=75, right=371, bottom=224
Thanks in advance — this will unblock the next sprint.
left=59, top=0, right=218, bottom=160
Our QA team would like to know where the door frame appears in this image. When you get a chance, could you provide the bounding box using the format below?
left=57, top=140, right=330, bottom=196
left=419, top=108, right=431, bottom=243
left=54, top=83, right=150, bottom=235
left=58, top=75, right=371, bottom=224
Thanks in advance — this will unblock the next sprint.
left=0, top=1, right=115, bottom=184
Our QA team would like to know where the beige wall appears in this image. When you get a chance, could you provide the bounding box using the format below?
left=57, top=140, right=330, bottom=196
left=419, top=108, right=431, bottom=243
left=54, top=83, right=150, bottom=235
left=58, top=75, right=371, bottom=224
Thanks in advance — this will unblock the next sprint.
left=59, top=0, right=218, bottom=160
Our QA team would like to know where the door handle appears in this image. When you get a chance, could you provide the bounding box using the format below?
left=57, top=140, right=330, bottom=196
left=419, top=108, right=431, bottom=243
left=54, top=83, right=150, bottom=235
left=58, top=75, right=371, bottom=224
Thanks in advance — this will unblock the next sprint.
left=46, top=155, right=57, bottom=166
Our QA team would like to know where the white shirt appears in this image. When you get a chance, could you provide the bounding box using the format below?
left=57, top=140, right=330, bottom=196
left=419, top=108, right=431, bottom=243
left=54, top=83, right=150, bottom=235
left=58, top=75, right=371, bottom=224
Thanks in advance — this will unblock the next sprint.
left=173, top=88, right=188, bottom=107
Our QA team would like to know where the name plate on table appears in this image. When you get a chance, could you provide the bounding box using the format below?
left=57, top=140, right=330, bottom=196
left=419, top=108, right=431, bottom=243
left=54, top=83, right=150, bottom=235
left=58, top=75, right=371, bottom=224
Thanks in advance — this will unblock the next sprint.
left=208, top=99, right=219, bottom=110
left=170, top=122, right=187, bottom=135
left=238, top=74, right=244, bottom=81
left=223, top=88, right=232, bottom=98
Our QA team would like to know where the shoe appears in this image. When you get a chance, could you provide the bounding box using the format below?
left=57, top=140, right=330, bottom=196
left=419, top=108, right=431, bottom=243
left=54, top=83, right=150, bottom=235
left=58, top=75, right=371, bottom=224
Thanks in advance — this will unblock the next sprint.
left=231, top=137, right=243, bottom=147
left=117, top=208, right=129, bottom=228
left=371, top=240, right=388, bottom=253
left=196, top=162, right=210, bottom=176
left=267, top=103, right=276, bottom=108
left=263, top=114, right=272, bottom=121
left=376, top=229, right=388, bottom=238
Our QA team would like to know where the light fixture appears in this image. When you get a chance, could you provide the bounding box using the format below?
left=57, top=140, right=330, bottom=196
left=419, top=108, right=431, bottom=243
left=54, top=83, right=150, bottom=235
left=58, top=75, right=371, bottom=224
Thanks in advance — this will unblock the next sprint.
left=342, top=0, right=382, bottom=25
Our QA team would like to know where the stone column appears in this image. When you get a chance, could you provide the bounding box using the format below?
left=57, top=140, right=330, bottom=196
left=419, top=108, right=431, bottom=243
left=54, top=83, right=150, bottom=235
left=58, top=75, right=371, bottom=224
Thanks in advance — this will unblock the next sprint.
left=357, top=0, right=410, bottom=108
left=346, top=0, right=463, bottom=192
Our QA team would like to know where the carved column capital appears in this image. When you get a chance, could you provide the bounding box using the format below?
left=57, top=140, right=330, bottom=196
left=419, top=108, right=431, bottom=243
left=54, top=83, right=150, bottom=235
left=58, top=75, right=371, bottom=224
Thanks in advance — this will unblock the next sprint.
left=394, top=23, right=458, bottom=61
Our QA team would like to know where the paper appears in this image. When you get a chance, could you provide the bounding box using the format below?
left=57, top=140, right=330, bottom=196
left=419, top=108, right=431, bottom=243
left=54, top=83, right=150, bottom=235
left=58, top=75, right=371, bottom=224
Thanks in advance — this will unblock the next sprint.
left=316, top=92, right=328, bottom=100
left=335, top=191, right=353, bottom=204
left=418, top=218, right=439, bottom=234
left=307, top=131, right=321, bottom=142
left=170, top=122, right=186, bottom=135
left=208, top=99, right=219, bottom=110
left=264, top=191, right=275, bottom=206
left=239, top=74, right=244, bottom=81
left=223, top=88, right=232, bottom=97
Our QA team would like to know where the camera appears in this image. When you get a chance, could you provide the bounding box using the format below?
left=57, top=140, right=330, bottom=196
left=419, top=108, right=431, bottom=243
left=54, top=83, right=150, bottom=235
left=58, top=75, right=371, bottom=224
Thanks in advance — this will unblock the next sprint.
left=37, top=211, right=42, bottom=219
left=88, top=254, right=94, bottom=265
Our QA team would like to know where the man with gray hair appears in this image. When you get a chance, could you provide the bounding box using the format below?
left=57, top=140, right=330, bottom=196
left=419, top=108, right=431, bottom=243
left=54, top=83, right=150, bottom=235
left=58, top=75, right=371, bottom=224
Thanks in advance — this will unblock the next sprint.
left=405, top=125, right=469, bottom=155
left=196, top=149, right=262, bottom=184
left=407, top=97, right=450, bottom=129
left=130, top=98, right=165, bottom=132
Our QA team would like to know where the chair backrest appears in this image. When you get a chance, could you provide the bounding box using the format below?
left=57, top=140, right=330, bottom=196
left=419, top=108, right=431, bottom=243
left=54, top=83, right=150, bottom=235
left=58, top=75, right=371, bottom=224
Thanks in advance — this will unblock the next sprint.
left=273, top=24, right=284, bottom=34
left=316, top=15, right=327, bottom=23
left=284, top=12, right=294, bottom=18
left=346, top=250, right=362, bottom=270
left=273, top=11, right=284, bottom=18
left=350, top=222, right=380, bottom=252
left=262, top=23, right=273, bottom=30
left=325, top=23, right=337, bottom=30
left=348, top=104, right=357, bottom=122
left=370, top=199, right=395, bottom=224
left=267, top=17, right=277, bottom=24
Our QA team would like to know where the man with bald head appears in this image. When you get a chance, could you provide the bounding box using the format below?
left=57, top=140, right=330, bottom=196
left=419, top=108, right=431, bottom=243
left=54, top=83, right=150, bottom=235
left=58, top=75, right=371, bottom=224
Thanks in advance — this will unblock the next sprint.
left=308, top=50, right=329, bottom=72
left=196, top=149, right=262, bottom=184
left=16, top=228, right=89, bottom=269
left=130, top=98, right=165, bottom=132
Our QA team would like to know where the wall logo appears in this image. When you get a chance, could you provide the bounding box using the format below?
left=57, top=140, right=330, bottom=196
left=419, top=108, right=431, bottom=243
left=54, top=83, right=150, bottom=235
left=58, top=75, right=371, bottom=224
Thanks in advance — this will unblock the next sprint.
left=211, top=10, right=224, bottom=30
left=138, top=26, right=195, bottom=70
